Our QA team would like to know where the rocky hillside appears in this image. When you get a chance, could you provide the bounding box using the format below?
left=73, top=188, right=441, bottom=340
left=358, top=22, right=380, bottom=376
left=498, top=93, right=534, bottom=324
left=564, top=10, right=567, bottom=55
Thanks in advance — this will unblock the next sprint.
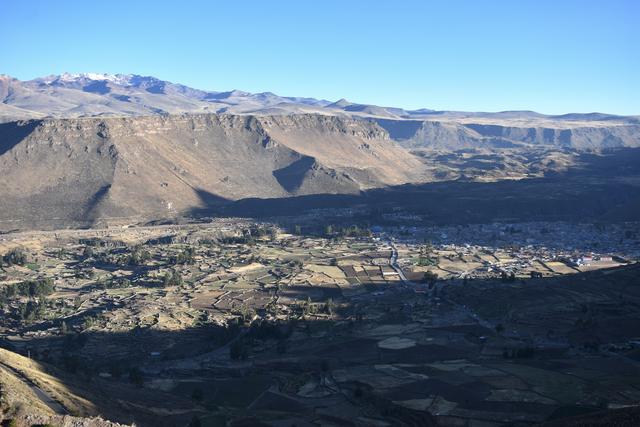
left=2, top=73, right=638, bottom=152
left=0, top=114, right=425, bottom=229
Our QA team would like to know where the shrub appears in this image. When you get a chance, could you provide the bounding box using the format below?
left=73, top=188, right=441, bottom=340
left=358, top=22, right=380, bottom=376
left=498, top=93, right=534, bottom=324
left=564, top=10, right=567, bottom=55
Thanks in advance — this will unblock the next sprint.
left=423, top=271, right=438, bottom=284
left=1, top=248, right=28, bottom=266
left=162, top=270, right=183, bottom=287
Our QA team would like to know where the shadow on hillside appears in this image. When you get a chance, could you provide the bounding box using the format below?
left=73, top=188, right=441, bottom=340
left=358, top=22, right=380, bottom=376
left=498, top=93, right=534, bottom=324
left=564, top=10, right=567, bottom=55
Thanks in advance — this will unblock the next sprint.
left=83, top=184, right=112, bottom=225
left=188, top=148, right=640, bottom=225
left=0, top=120, right=41, bottom=156
left=272, top=155, right=315, bottom=192
left=1, top=281, right=437, bottom=426
left=2, top=265, right=640, bottom=426
left=186, top=188, right=230, bottom=217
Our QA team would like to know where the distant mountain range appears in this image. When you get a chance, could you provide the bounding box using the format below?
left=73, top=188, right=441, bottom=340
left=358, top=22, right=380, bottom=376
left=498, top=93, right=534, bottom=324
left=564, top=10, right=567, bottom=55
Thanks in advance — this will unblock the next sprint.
left=1, top=73, right=638, bottom=123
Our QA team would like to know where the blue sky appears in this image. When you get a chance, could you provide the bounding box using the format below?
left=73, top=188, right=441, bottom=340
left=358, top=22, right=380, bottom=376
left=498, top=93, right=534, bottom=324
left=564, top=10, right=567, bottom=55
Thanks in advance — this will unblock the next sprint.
left=1, top=0, right=638, bottom=114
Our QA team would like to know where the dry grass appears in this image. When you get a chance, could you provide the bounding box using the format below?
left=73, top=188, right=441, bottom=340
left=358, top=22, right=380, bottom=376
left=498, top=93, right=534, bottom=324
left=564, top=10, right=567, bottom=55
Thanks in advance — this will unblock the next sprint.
left=0, top=348, right=97, bottom=417
left=0, top=363, right=55, bottom=416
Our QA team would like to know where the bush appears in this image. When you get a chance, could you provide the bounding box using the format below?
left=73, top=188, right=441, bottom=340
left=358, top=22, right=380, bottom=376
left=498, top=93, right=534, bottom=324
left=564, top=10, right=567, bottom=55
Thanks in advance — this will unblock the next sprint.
left=324, top=298, right=335, bottom=315
left=1, top=248, right=28, bottom=266
left=17, top=300, right=47, bottom=322
left=162, top=270, right=183, bottom=287
left=423, top=271, right=438, bottom=284
left=500, top=271, right=516, bottom=282
left=82, top=246, right=94, bottom=259
left=121, top=246, right=152, bottom=266
left=169, top=247, right=195, bottom=265
left=417, top=257, right=438, bottom=266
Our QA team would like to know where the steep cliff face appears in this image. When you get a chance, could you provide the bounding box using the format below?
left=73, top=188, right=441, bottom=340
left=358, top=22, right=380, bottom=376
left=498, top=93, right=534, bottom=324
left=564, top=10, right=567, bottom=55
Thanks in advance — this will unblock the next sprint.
left=464, top=123, right=640, bottom=150
left=375, top=119, right=640, bottom=150
left=0, top=114, right=425, bottom=229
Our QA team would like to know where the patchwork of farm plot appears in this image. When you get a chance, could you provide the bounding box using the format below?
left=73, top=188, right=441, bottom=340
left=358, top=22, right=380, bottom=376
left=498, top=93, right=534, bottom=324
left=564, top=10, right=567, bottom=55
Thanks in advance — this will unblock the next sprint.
left=0, top=220, right=639, bottom=426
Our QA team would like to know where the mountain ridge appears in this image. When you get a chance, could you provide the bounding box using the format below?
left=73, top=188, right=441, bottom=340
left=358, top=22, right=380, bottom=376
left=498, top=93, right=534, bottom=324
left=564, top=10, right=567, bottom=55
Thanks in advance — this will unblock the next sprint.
left=1, top=73, right=638, bottom=123
left=0, top=113, right=426, bottom=229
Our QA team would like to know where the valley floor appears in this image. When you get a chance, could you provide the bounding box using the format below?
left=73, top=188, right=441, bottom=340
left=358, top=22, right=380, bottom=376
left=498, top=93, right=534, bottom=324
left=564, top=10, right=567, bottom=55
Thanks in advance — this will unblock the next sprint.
left=0, top=219, right=639, bottom=426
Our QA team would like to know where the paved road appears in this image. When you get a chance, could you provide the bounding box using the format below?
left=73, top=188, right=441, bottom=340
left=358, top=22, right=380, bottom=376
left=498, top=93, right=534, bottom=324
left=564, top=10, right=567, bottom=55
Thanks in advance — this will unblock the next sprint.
left=388, top=240, right=411, bottom=286
left=0, top=361, right=67, bottom=415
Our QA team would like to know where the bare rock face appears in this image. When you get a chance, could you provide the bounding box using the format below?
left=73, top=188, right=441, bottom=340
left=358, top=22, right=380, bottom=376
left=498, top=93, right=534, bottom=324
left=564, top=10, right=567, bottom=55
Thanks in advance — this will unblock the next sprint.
left=0, top=114, right=425, bottom=229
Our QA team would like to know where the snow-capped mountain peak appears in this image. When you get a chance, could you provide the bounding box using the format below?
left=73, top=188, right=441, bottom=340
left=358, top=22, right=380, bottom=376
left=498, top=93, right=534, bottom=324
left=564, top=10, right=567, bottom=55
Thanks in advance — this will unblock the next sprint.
left=30, top=73, right=143, bottom=87
left=59, top=72, right=134, bottom=85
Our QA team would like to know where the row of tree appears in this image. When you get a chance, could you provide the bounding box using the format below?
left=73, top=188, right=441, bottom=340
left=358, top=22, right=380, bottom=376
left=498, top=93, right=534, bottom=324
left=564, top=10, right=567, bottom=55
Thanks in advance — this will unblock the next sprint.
left=0, top=278, right=54, bottom=303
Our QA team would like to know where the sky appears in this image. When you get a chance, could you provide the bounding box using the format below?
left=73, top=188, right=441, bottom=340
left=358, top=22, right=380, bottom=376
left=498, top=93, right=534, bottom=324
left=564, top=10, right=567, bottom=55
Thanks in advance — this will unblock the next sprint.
left=1, top=0, right=638, bottom=115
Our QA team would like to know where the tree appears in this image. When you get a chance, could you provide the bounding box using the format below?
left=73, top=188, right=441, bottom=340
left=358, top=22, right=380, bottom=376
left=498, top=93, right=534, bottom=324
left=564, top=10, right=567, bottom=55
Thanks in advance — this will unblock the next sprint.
left=423, top=271, right=438, bottom=284
left=304, top=296, right=317, bottom=315
left=1, top=248, right=27, bottom=266
left=127, top=246, right=151, bottom=265
left=169, top=246, right=195, bottom=265
left=163, top=270, right=183, bottom=287
left=82, top=246, right=94, bottom=259
left=324, top=225, right=334, bottom=236
left=324, top=298, right=335, bottom=316
left=237, top=304, right=255, bottom=324
left=500, top=271, right=516, bottom=282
